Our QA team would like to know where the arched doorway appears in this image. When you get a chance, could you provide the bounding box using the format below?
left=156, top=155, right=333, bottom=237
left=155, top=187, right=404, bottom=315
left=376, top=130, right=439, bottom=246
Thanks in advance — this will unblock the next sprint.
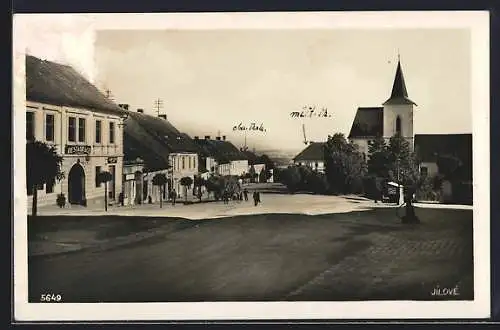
left=68, top=163, right=86, bottom=205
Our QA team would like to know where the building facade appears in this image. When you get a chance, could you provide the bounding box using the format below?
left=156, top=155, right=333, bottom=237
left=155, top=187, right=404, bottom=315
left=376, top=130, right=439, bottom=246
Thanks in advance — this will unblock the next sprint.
left=26, top=55, right=125, bottom=209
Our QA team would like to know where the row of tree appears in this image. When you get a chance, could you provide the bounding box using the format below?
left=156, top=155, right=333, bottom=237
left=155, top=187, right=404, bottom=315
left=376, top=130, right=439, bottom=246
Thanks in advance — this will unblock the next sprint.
left=279, top=132, right=470, bottom=201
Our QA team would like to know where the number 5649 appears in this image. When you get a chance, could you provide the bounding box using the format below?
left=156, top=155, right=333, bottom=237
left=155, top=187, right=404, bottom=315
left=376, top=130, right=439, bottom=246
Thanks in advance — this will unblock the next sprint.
left=40, top=294, right=62, bottom=302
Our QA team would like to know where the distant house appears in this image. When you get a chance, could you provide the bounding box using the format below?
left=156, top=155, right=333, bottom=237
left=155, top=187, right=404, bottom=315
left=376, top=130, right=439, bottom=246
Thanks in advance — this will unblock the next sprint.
left=123, top=109, right=199, bottom=202
left=193, top=135, right=249, bottom=177
left=293, top=142, right=326, bottom=173
left=25, top=55, right=127, bottom=208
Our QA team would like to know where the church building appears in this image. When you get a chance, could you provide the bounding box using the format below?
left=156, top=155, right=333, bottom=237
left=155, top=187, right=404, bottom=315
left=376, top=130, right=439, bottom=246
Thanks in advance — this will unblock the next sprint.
left=348, top=57, right=416, bottom=158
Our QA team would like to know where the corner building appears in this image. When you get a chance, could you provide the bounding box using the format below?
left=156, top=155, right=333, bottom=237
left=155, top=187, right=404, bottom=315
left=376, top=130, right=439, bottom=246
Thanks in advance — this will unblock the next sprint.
left=25, top=55, right=126, bottom=208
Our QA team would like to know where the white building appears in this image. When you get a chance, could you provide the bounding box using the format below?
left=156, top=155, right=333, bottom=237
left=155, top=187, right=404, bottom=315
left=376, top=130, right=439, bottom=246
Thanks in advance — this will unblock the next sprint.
left=25, top=55, right=126, bottom=209
left=293, top=142, right=326, bottom=173
left=123, top=109, right=200, bottom=203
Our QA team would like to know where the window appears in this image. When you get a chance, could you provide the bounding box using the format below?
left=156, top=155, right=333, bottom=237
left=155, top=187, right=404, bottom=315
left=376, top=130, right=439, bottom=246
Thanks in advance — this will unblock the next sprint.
left=78, top=118, right=86, bottom=142
left=188, top=156, right=192, bottom=169
left=95, top=166, right=101, bottom=187
left=109, top=122, right=115, bottom=144
left=95, top=120, right=102, bottom=143
left=396, top=116, right=402, bottom=135
left=45, top=114, right=54, bottom=141
left=46, top=178, right=55, bottom=193
left=182, top=156, right=186, bottom=170
left=420, top=166, right=428, bottom=177
left=68, top=117, right=76, bottom=142
left=26, top=111, right=35, bottom=141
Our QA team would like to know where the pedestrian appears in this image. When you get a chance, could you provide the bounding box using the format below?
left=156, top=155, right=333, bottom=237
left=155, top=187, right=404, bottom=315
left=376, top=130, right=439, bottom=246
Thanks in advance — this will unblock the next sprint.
left=253, top=191, right=260, bottom=206
left=243, top=189, right=248, bottom=201
left=256, top=191, right=261, bottom=205
left=171, top=188, right=176, bottom=205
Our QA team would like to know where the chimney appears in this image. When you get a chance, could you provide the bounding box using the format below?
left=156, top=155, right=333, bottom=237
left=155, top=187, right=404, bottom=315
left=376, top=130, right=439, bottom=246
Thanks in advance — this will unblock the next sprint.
left=222, top=135, right=226, bottom=141
left=159, top=114, right=167, bottom=120
left=205, top=135, right=210, bottom=140
left=216, top=136, right=221, bottom=141
left=119, top=104, right=129, bottom=110
left=194, top=136, right=199, bottom=140
left=137, top=109, right=144, bottom=113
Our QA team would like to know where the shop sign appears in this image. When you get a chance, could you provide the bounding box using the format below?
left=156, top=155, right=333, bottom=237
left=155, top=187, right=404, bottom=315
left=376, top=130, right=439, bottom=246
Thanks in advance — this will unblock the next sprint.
left=65, top=145, right=91, bottom=155
left=107, top=157, right=118, bottom=164
left=125, top=173, right=135, bottom=180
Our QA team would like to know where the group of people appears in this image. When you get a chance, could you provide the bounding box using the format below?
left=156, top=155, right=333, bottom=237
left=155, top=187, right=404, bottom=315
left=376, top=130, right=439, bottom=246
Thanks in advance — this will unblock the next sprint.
left=221, top=188, right=262, bottom=206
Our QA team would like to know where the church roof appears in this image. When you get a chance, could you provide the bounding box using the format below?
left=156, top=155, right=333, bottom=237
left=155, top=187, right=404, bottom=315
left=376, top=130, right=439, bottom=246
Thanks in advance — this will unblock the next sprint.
left=293, top=142, right=325, bottom=161
left=25, top=55, right=125, bottom=115
left=383, top=60, right=417, bottom=106
left=348, top=107, right=384, bottom=138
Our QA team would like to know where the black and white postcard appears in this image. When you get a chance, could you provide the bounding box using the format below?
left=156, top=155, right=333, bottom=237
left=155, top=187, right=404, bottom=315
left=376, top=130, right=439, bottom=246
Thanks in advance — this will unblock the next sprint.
left=13, top=11, right=490, bottom=321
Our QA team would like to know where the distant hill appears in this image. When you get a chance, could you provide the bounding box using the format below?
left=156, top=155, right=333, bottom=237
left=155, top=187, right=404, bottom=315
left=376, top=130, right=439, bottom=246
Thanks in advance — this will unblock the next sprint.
left=253, top=148, right=299, bottom=166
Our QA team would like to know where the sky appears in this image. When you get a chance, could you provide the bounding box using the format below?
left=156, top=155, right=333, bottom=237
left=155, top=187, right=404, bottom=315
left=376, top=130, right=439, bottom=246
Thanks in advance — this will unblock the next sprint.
left=15, top=15, right=472, bottom=153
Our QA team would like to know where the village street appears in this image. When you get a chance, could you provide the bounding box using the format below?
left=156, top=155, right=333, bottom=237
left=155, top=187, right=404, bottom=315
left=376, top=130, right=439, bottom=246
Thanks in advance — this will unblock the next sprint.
left=28, top=186, right=474, bottom=303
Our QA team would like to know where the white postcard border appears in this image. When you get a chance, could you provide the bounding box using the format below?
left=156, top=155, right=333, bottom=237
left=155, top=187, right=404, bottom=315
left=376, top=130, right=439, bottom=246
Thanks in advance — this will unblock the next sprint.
left=13, top=11, right=490, bottom=321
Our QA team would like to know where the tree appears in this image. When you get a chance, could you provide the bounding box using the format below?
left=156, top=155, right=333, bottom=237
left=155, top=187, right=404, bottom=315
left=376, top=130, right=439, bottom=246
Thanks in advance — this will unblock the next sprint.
left=248, top=165, right=256, bottom=183
left=436, top=154, right=463, bottom=181
left=367, top=136, right=391, bottom=178
left=152, top=173, right=167, bottom=208
left=26, top=141, right=64, bottom=216
left=97, top=171, right=112, bottom=211
left=180, top=176, right=193, bottom=202
left=324, top=133, right=366, bottom=194
left=282, top=165, right=302, bottom=193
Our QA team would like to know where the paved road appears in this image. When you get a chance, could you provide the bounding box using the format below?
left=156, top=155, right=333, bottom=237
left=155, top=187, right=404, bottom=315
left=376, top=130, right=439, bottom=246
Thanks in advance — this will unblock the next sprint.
left=28, top=207, right=473, bottom=303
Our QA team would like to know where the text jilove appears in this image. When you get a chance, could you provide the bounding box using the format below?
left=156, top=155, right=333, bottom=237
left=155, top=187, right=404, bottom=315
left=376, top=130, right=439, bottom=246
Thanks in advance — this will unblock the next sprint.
left=430, top=285, right=460, bottom=297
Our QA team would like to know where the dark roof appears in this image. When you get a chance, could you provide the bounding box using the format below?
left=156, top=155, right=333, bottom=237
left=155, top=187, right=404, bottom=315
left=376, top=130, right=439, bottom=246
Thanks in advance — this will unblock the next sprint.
left=193, top=139, right=247, bottom=164
left=123, top=112, right=200, bottom=171
left=383, top=60, right=416, bottom=106
left=293, top=142, right=325, bottom=161
left=126, top=112, right=200, bottom=153
left=415, top=134, right=472, bottom=163
left=25, top=55, right=124, bottom=115
left=241, top=150, right=259, bottom=165
left=348, top=107, right=383, bottom=138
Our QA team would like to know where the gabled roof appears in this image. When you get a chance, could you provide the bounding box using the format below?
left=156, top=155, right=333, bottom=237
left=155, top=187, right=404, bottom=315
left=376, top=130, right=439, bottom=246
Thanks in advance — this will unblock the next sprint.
left=241, top=150, right=259, bottom=165
left=193, top=139, right=247, bottom=164
left=126, top=112, right=200, bottom=154
left=293, top=142, right=325, bottom=161
left=123, top=112, right=200, bottom=171
left=25, top=55, right=124, bottom=115
left=415, top=133, right=472, bottom=163
left=348, top=107, right=384, bottom=138
left=383, top=60, right=417, bottom=106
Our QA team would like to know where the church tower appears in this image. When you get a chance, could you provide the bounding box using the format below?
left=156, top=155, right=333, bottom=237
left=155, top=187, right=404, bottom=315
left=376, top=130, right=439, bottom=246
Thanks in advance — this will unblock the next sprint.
left=383, top=57, right=416, bottom=150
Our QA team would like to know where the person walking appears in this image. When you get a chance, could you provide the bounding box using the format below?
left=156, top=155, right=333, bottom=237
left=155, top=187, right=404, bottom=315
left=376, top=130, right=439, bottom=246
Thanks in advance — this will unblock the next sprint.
left=256, top=191, right=261, bottom=205
left=171, top=188, right=177, bottom=206
left=243, top=188, right=248, bottom=201
left=253, top=191, right=258, bottom=206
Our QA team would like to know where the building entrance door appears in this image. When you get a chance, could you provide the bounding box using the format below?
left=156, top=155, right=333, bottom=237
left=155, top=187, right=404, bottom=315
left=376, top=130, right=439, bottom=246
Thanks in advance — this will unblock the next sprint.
left=68, top=163, right=86, bottom=205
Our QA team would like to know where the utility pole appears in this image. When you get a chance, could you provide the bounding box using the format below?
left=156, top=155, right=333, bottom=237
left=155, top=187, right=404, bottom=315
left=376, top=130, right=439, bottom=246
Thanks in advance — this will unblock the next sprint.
left=153, top=98, right=164, bottom=117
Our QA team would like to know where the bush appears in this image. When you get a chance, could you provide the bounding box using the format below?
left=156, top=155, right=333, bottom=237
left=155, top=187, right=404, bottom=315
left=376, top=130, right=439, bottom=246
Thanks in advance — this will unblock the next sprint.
left=348, top=176, right=364, bottom=195
left=415, top=175, right=438, bottom=201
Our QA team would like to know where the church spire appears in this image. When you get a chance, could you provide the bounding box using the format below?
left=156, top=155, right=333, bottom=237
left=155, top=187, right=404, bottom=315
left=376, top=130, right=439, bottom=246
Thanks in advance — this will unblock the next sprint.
left=383, top=56, right=416, bottom=106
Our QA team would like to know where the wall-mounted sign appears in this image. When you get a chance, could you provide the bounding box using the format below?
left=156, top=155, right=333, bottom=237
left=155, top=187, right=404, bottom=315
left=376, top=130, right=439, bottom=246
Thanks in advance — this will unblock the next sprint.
left=125, top=173, right=135, bottom=181
left=65, top=145, right=91, bottom=155
left=107, top=157, right=118, bottom=164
